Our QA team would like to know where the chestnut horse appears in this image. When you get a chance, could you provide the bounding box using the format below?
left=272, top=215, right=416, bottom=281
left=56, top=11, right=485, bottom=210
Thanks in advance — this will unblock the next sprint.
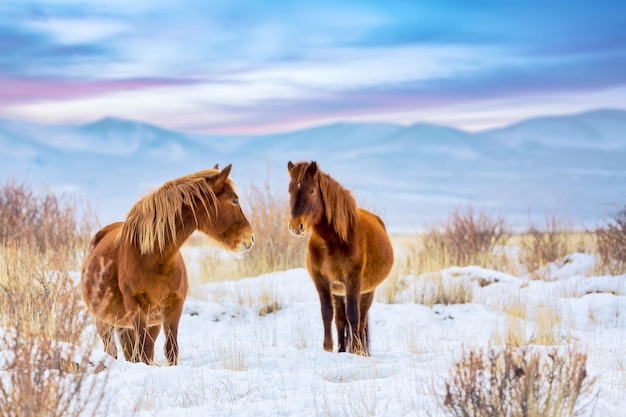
left=81, top=164, right=254, bottom=365
left=287, top=161, right=393, bottom=355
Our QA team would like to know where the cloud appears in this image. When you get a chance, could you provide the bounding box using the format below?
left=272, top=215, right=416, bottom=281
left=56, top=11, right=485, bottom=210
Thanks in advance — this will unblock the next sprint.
left=1, top=0, right=625, bottom=133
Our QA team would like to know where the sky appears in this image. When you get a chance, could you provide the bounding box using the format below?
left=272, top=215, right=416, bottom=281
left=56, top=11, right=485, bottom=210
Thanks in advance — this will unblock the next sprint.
left=1, top=0, right=626, bottom=134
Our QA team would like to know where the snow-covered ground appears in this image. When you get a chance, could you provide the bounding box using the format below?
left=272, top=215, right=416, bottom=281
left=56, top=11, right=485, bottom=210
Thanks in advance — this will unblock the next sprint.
left=77, top=247, right=625, bottom=416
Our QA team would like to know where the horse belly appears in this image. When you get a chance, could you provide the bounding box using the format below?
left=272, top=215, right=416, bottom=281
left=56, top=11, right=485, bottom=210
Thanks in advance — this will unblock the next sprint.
left=308, top=249, right=351, bottom=296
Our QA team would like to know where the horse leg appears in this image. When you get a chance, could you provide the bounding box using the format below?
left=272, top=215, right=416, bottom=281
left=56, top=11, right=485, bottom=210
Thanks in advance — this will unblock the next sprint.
left=96, top=320, right=118, bottom=359
left=128, top=310, right=155, bottom=364
left=346, top=281, right=365, bottom=355
left=118, top=325, right=160, bottom=362
left=163, top=301, right=183, bottom=365
left=332, top=295, right=348, bottom=352
left=359, top=291, right=375, bottom=356
left=313, top=277, right=334, bottom=352
left=117, top=327, right=136, bottom=362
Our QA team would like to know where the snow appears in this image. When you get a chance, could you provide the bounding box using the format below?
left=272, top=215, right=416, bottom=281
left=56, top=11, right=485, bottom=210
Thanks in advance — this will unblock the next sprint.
left=5, top=248, right=626, bottom=416
left=60, top=249, right=625, bottom=416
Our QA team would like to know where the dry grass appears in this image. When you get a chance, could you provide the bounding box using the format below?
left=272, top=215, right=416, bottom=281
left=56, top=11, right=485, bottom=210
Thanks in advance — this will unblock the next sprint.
left=211, top=337, right=249, bottom=371
left=382, top=207, right=509, bottom=304
left=412, top=273, right=473, bottom=306
left=491, top=298, right=529, bottom=348
left=443, top=344, right=597, bottom=417
left=0, top=179, right=109, bottom=417
left=491, top=294, right=573, bottom=348
left=521, top=212, right=576, bottom=279
left=594, top=205, right=626, bottom=275
left=378, top=266, right=474, bottom=305
left=398, top=207, right=510, bottom=278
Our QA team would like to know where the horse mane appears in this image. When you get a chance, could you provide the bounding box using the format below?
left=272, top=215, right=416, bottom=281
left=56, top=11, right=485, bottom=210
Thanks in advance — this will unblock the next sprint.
left=291, top=162, right=358, bottom=243
left=318, top=170, right=358, bottom=242
left=118, top=168, right=233, bottom=254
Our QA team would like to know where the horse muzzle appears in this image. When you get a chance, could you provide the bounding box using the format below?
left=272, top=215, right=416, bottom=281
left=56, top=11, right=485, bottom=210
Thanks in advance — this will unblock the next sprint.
left=288, top=220, right=307, bottom=237
left=240, top=234, right=255, bottom=253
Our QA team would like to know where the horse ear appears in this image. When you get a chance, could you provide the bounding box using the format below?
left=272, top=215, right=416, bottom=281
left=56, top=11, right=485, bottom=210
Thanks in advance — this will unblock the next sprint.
left=213, top=163, right=232, bottom=192
left=213, top=163, right=219, bottom=170
left=306, top=161, right=318, bottom=178
left=287, top=161, right=294, bottom=173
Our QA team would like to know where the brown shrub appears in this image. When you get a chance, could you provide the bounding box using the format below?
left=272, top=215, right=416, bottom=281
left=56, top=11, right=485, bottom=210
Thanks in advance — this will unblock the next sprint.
left=0, top=177, right=94, bottom=253
left=594, top=205, right=626, bottom=275
left=443, top=344, right=596, bottom=417
left=0, top=246, right=109, bottom=417
left=0, top=178, right=108, bottom=416
left=406, top=207, right=509, bottom=275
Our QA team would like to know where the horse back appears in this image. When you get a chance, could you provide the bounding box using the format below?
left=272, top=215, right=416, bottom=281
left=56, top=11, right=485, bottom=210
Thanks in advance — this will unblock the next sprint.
left=307, top=208, right=393, bottom=295
left=87, top=222, right=123, bottom=253
left=357, top=208, right=394, bottom=291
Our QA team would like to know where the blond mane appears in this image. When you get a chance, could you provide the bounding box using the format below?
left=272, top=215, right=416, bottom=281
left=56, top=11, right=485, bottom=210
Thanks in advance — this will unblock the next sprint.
left=118, top=168, right=233, bottom=254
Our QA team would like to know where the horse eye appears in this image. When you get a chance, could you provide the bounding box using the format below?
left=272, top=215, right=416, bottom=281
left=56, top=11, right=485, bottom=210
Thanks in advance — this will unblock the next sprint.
left=232, top=199, right=239, bottom=205
left=309, top=189, right=314, bottom=195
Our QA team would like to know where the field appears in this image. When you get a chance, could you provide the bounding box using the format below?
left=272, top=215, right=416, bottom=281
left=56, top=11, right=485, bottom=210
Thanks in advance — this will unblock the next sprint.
left=1, top=181, right=625, bottom=417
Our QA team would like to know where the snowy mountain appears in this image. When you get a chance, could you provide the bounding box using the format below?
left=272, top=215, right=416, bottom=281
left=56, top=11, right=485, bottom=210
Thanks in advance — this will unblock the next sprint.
left=483, top=109, right=626, bottom=151
left=1, top=109, right=625, bottom=231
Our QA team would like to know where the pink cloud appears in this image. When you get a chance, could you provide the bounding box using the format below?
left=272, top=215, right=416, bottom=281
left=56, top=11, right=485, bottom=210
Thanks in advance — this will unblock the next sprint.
left=0, top=77, right=198, bottom=107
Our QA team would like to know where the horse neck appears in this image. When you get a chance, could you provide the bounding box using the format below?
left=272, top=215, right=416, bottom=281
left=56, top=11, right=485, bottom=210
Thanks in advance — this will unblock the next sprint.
left=141, top=204, right=200, bottom=265
left=312, top=205, right=359, bottom=246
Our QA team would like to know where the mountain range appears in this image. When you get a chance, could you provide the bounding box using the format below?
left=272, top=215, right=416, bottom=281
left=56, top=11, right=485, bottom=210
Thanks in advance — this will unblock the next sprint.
left=1, top=109, right=625, bottom=232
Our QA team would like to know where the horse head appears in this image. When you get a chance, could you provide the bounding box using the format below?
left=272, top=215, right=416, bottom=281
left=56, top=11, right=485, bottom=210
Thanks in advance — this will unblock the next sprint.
left=287, top=160, right=324, bottom=237
left=202, top=164, right=255, bottom=252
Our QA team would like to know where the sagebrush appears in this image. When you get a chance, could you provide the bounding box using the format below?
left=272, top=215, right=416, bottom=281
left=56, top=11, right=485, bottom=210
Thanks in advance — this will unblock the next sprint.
left=0, top=179, right=108, bottom=417
left=443, top=344, right=596, bottom=417
left=594, top=205, right=626, bottom=275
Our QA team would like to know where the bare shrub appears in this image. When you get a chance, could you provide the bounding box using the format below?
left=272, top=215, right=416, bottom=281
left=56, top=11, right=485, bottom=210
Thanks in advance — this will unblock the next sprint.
left=594, top=205, right=626, bottom=275
left=0, top=178, right=109, bottom=416
left=0, top=243, right=109, bottom=417
left=0, top=177, right=94, bottom=252
left=236, top=178, right=307, bottom=278
left=521, top=212, right=573, bottom=279
left=405, top=207, right=509, bottom=276
left=443, top=344, right=597, bottom=417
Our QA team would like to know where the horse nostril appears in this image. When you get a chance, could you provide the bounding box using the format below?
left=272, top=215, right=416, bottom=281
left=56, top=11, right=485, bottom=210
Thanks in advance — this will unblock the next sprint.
left=299, top=223, right=303, bottom=231
left=251, top=235, right=255, bottom=245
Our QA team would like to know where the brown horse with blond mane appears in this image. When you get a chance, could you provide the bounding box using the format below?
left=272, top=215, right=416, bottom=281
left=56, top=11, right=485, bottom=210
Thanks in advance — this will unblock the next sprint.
left=287, top=161, right=393, bottom=355
left=81, top=164, right=254, bottom=365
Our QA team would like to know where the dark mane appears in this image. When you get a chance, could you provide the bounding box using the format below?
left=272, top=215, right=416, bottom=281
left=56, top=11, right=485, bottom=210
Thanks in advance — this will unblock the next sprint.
left=291, top=161, right=358, bottom=243
left=318, top=170, right=358, bottom=242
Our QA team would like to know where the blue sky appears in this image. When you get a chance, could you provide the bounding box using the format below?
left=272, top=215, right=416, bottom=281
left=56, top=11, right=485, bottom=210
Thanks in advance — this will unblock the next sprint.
left=1, top=0, right=625, bottom=133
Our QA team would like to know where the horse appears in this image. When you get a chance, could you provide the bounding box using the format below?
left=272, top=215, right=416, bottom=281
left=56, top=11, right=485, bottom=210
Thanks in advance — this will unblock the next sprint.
left=81, top=164, right=254, bottom=365
left=287, top=161, right=393, bottom=355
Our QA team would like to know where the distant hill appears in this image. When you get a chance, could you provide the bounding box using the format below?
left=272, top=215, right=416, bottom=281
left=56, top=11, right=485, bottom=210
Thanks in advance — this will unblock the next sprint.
left=483, top=109, right=626, bottom=150
left=1, top=109, right=625, bottom=232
